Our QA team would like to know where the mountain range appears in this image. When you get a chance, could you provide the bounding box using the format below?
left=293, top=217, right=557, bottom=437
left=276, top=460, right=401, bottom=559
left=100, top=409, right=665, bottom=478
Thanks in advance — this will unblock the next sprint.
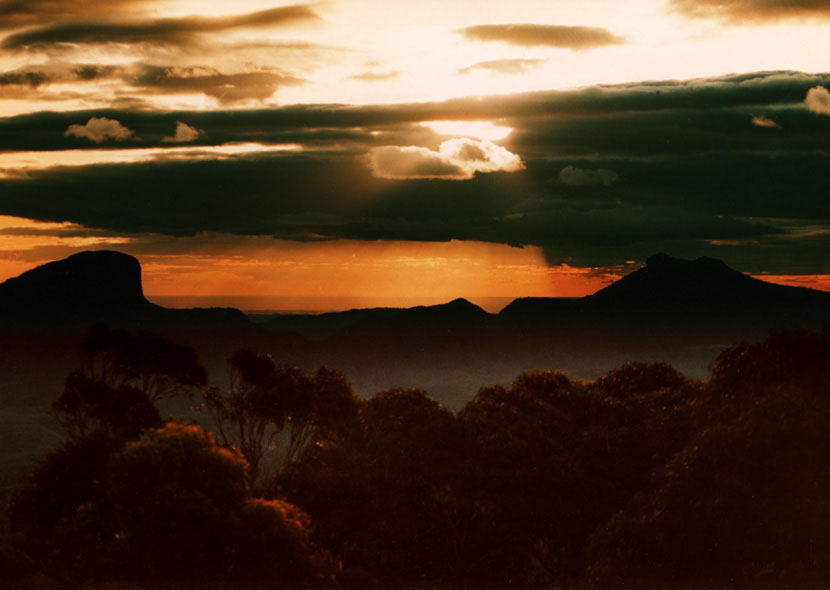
left=2, top=249, right=829, bottom=400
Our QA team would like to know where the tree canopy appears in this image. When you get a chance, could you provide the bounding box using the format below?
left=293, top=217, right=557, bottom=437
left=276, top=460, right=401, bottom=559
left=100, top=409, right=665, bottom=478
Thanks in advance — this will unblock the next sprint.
left=7, top=327, right=830, bottom=588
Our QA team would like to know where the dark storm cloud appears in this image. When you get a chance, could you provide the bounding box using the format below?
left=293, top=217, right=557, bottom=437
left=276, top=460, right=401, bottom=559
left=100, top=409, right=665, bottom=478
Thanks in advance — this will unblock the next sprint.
left=0, top=149, right=814, bottom=267
left=0, top=151, right=775, bottom=241
left=670, top=0, right=830, bottom=22
left=2, top=70, right=830, bottom=272
left=459, top=59, right=545, bottom=75
left=458, top=24, right=624, bottom=49
left=2, top=4, right=319, bottom=49
left=5, top=70, right=829, bottom=151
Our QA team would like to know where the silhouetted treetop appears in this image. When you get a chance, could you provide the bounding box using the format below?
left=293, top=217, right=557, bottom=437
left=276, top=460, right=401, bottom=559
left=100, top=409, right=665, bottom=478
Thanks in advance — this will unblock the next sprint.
left=50, top=325, right=206, bottom=442
left=595, top=361, right=688, bottom=400
left=589, top=384, right=830, bottom=587
left=710, top=328, right=830, bottom=400
left=108, top=422, right=249, bottom=514
left=53, top=372, right=161, bottom=440
left=81, top=324, right=207, bottom=401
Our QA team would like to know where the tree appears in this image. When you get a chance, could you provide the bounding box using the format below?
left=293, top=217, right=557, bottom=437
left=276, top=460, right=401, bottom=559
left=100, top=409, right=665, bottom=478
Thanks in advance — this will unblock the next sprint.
left=11, top=422, right=333, bottom=587
left=203, top=349, right=358, bottom=484
left=9, top=431, right=123, bottom=576
left=594, top=361, right=688, bottom=400
left=588, top=331, right=830, bottom=587
left=53, top=372, right=161, bottom=439
left=106, top=422, right=332, bottom=586
left=456, top=373, right=596, bottom=587
left=277, top=387, right=462, bottom=587
left=710, top=328, right=830, bottom=403
left=588, top=387, right=830, bottom=587
left=52, top=325, right=207, bottom=441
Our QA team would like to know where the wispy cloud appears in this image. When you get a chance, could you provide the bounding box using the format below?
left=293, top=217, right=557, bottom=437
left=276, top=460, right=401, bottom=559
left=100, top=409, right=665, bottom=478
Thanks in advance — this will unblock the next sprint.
left=670, top=0, right=830, bottom=22
left=0, top=69, right=51, bottom=87
left=459, top=59, right=545, bottom=75
left=751, top=115, right=780, bottom=128
left=348, top=71, right=400, bottom=83
left=0, top=0, right=157, bottom=29
left=2, top=4, right=319, bottom=49
left=0, top=63, right=120, bottom=88
left=132, top=66, right=305, bottom=103
left=458, top=24, right=624, bottom=49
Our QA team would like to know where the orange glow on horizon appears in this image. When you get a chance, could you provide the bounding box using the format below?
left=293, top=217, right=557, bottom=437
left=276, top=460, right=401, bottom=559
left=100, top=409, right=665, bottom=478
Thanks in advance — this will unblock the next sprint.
left=752, top=274, right=830, bottom=292
left=1, top=210, right=828, bottom=310
left=137, top=240, right=602, bottom=301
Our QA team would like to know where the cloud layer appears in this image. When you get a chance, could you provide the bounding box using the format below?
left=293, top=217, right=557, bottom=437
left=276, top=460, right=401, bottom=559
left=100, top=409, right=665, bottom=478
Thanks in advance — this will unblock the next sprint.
left=459, top=59, right=545, bottom=75
left=1, top=70, right=830, bottom=273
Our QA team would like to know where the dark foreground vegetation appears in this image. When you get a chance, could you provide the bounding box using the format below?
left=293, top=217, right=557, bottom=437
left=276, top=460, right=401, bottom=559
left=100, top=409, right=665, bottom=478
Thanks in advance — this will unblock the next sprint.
left=3, top=325, right=830, bottom=588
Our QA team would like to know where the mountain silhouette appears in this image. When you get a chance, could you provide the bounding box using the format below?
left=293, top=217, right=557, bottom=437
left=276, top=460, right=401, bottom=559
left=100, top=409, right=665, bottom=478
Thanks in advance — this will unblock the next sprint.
left=266, top=297, right=489, bottom=341
left=501, top=253, right=830, bottom=325
left=0, top=250, right=251, bottom=351
left=587, top=253, right=829, bottom=309
left=1, top=248, right=830, bottom=466
left=0, top=250, right=151, bottom=309
left=3, top=250, right=827, bottom=332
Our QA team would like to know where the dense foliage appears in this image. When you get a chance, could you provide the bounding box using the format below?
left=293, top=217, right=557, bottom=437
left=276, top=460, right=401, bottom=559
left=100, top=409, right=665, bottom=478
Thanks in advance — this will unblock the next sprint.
left=4, top=326, right=830, bottom=588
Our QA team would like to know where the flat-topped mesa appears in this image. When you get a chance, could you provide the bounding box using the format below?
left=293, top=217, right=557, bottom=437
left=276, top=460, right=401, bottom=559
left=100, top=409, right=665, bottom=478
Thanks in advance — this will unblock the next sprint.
left=0, top=250, right=150, bottom=309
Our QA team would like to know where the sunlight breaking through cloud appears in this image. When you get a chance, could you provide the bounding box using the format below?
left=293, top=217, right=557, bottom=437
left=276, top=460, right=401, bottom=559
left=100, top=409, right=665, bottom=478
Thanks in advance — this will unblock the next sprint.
left=369, top=138, right=524, bottom=180
left=420, top=120, right=513, bottom=141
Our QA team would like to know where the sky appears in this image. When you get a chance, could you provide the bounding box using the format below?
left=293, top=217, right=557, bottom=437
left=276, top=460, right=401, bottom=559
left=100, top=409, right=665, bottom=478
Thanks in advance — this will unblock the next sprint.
left=0, top=0, right=829, bottom=308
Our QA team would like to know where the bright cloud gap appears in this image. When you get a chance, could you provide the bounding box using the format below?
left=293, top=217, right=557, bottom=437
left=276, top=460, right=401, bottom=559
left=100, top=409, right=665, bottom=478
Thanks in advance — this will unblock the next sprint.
left=420, top=121, right=513, bottom=141
left=370, top=138, right=524, bottom=180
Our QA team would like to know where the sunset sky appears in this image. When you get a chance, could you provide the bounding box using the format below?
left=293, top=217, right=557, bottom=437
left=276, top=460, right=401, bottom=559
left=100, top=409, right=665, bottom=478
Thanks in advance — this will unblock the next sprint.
left=1, top=0, right=829, bottom=308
